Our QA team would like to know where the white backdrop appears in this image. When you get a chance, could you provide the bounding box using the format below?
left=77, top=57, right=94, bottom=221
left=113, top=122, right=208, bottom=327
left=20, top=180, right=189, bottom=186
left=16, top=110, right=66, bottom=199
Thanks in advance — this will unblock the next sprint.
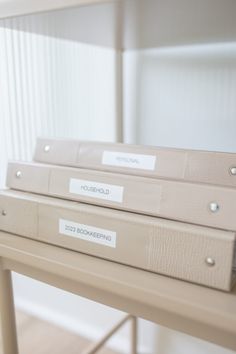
left=0, top=7, right=236, bottom=354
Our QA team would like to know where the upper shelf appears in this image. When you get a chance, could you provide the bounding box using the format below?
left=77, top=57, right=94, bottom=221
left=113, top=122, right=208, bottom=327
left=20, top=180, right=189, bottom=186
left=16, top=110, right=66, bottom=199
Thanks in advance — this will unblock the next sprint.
left=0, top=0, right=110, bottom=19
left=0, top=0, right=236, bottom=50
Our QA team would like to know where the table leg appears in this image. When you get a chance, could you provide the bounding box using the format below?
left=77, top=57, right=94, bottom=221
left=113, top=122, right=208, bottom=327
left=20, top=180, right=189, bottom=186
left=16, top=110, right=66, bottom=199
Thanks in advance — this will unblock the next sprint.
left=131, top=316, right=137, bottom=354
left=0, top=265, right=18, bottom=354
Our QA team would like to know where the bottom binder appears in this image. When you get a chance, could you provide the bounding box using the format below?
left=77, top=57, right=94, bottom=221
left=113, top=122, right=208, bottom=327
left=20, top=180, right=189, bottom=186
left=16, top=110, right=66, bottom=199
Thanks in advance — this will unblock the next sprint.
left=0, top=189, right=235, bottom=291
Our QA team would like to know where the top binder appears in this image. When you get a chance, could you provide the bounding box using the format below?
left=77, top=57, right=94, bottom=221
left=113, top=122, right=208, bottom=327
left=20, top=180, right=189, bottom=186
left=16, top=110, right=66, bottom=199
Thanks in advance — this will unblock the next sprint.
left=34, top=138, right=236, bottom=187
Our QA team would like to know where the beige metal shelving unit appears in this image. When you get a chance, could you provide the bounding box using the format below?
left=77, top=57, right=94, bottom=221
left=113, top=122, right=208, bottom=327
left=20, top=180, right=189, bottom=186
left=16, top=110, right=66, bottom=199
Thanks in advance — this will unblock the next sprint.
left=0, top=0, right=236, bottom=353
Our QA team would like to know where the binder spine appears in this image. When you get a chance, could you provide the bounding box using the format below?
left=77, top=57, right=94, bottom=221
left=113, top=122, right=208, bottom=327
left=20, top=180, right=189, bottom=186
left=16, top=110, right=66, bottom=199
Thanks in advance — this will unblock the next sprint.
left=34, top=137, right=236, bottom=187
left=6, top=161, right=236, bottom=231
left=0, top=190, right=235, bottom=291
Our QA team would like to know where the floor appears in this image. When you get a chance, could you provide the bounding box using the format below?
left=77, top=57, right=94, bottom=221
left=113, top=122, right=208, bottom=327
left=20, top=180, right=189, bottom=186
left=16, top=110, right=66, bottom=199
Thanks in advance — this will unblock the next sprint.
left=0, top=310, right=120, bottom=354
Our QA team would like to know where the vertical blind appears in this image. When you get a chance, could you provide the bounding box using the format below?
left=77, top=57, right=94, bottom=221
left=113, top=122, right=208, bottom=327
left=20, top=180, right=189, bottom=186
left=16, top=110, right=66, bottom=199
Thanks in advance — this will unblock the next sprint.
left=0, top=10, right=117, bottom=187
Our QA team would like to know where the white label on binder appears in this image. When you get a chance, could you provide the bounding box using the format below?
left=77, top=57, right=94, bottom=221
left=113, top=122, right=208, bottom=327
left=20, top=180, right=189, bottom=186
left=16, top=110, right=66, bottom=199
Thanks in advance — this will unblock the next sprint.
left=102, top=151, right=156, bottom=170
left=69, top=178, right=124, bottom=203
left=59, top=219, right=116, bottom=248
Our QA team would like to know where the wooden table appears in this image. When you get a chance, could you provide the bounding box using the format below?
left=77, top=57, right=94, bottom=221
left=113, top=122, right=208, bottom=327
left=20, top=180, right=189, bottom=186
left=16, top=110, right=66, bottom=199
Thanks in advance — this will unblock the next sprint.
left=0, top=231, right=235, bottom=354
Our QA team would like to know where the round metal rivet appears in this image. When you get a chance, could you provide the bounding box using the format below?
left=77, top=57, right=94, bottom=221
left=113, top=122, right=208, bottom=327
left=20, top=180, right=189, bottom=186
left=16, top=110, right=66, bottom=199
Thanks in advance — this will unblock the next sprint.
left=209, top=202, right=219, bottom=213
left=15, top=171, right=22, bottom=178
left=44, top=145, right=50, bottom=152
left=205, top=257, right=215, bottom=267
left=1, top=210, right=7, bottom=216
left=230, top=167, right=236, bottom=176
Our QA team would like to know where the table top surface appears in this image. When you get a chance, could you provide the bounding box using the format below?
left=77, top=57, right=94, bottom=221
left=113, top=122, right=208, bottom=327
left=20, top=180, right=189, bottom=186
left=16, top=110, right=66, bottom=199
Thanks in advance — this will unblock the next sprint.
left=0, top=231, right=235, bottom=351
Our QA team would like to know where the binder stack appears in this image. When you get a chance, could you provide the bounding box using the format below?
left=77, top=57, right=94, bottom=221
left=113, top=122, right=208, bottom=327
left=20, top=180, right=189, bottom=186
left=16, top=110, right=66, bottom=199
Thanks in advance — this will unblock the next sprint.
left=1, top=137, right=236, bottom=291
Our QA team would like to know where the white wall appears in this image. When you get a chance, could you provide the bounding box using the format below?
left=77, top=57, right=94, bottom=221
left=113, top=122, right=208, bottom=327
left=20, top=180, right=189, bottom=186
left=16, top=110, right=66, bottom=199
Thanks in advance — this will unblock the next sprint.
left=1, top=6, right=236, bottom=354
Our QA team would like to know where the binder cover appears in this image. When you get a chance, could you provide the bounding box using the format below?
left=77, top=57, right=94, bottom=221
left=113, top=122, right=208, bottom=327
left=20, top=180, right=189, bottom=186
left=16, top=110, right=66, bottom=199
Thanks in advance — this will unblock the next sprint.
left=6, top=161, right=236, bottom=231
left=34, top=137, right=236, bottom=187
left=0, top=190, right=235, bottom=291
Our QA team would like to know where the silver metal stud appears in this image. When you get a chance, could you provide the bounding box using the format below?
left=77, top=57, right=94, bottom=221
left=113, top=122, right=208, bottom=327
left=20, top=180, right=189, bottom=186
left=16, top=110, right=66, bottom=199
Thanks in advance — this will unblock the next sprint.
left=1, top=210, right=7, bottom=216
left=230, top=167, right=236, bottom=176
left=205, top=257, right=215, bottom=267
left=15, top=170, right=22, bottom=178
left=209, top=202, right=219, bottom=213
left=44, top=145, right=50, bottom=152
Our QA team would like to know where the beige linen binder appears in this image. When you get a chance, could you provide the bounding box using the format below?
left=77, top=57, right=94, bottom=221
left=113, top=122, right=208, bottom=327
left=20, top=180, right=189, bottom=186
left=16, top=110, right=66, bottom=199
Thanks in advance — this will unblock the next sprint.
left=0, top=189, right=235, bottom=291
left=6, top=161, right=236, bottom=231
left=34, top=137, right=236, bottom=187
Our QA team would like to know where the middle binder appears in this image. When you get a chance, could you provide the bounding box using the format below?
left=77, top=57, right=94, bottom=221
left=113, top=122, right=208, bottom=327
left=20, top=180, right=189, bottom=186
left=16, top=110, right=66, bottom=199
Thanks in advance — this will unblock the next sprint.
left=7, top=160, right=236, bottom=230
